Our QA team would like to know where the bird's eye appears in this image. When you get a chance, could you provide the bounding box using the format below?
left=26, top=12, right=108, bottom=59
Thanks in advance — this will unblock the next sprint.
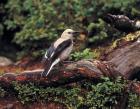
left=68, top=32, right=71, bottom=34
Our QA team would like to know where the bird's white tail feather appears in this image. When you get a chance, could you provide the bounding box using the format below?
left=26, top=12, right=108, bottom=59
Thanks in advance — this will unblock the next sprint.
left=44, top=51, right=48, bottom=59
left=42, top=58, right=60, bottom=77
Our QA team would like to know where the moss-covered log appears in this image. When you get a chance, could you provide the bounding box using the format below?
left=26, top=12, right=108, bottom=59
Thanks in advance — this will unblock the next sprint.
left=0, top=59, right=120, bottom=87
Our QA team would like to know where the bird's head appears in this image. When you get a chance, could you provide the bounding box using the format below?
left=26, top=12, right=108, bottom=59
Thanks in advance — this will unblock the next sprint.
left=61, top=29, right=81, bottom=39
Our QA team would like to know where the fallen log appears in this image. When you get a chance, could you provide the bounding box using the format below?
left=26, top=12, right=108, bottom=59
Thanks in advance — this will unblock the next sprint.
left=0, top=59, right=120, bottom=87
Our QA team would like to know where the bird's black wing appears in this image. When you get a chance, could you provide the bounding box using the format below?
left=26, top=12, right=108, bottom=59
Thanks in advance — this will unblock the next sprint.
left=52, top=39, right=72, bottom=60
left=47, top=43, right=55, bottom=58
left=42, top=43, right=55, bottom=63
left=48, top=39, right=72, bottom=60
left=43, top=39, right=72, bottom=62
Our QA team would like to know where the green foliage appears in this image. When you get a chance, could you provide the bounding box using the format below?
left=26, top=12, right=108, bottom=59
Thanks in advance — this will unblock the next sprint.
left=128, top=92, right=140, bottom=108
left=1, top=0, right=139, bottom=49
left=39, top=87, right=83, bottom=109
left=85, top=77, right=125, bottom=108
left=13, top=82, right=83, bottom=107
left=3, top=0, right=90, bottom=47
left=11, top=77, right=140, bottom=108
left=13, top=82, right=39, bottom=104
left=0, top=0, right=139, bottom=60
left=70, top=48, right=94, bottom=61
left=102, top=0, right=139, bottom=16
left=87, top=19, right=109, bottom=43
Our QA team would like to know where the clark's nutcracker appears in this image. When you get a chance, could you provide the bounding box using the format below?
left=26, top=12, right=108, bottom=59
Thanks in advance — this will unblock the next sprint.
left=42, top=29, right=80, bottom=77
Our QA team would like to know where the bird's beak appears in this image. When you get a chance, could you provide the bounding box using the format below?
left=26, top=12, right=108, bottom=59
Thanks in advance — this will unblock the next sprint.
left=72, top=31, right=81, bottom=36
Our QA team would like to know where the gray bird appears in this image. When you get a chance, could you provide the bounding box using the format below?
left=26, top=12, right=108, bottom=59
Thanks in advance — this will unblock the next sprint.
left=42, top=29, right=80, bottom=77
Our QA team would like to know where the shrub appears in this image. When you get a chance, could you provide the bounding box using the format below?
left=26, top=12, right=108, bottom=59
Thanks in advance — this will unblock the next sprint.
left=12, top=77, right=140, bottom=109
left=70, top=48, right=94, bottom=61
left=2, top=0, right=139, bottom=48
left=13, top=82, right=39, bottom=104
left=128, top=92, right=140, bottom=108
left=85, top=77, right=125, bottom=108
left=0, top=0, right=139, bottom=59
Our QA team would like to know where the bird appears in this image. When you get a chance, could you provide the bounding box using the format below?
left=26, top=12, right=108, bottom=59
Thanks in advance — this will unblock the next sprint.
left=104, top=14, right=140, bottom=32
left=41, top=29, right=81, bottom=77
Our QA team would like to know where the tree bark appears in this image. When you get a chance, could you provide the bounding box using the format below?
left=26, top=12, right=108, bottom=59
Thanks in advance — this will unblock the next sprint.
left=107, top=41, right=140, bottom=79
left=0, top=59, right=120, bottom=87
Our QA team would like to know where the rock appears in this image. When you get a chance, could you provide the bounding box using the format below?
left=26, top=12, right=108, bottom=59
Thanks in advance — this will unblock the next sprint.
left=0, top=56, right=13, bottom=66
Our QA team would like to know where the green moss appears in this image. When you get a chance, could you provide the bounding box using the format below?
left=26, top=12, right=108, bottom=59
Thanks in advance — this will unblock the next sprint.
left=110, top=31, right=140, bottom=49
left=128, top=93, right=140, bottom=108
left=123, top=31, right=140, bottom=41
left=70, top=48, right=94, bottom=61
left=10, top=77, right=140, bottom=108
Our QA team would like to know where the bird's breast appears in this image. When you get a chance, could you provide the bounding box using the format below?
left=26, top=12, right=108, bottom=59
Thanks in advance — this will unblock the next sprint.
left=59, top=43, right=73, bottom=60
